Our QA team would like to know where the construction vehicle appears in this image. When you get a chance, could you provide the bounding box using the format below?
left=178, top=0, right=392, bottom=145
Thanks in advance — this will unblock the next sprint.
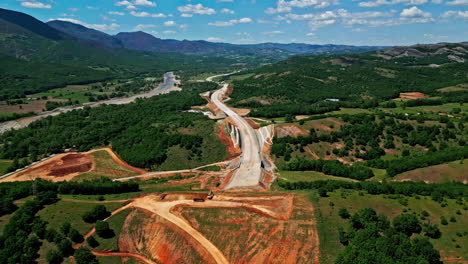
left=207, top=190, right=215, bottom=200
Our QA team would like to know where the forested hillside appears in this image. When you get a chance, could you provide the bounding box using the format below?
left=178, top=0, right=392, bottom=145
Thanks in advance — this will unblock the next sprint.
left=0, top=82, right=228, bottom=170
left=0, top=8, right=236, bottom=99
left=228, top=46, right=468, bottom=117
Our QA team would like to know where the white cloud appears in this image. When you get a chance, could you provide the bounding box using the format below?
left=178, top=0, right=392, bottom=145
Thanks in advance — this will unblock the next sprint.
left=164, top=21, right=177, bottom=26
left=133, top=0, right=156, bottom=7
left=358, top=0, right=429, bottom=7
left=400, top=6, right=431, bottom=17
left=177, top=4, right=216, bottom=15
left=221, top=8, right=235, bottom=14
left=50, top=18, right=120, bottom=31
left=265, top=0, right=339, bottom=14
left=208, top=17, right=253, bottom=26
left=306, top=32, right=316, bottom=36
left=207, top=37, right=223, bottom=42
left=21, top=1, right=51, bottom=9
left=134, top=24, right=157, bottom=31
left=115, top=0, right=155, bottom=8
left=181, top=13, right=193, bottom=17
left=108, top=11, right=125, bottom=16
left=162, top=30, right=176, bottom=34
left=68, top=8, right=79, bottom=12
left=440, top=10, right=468, bottom=18
left=262, top=30, right=284, bottom=35
left=445, top=0, right=468, bottom=4
left=130, top=11, right=166, bottom=18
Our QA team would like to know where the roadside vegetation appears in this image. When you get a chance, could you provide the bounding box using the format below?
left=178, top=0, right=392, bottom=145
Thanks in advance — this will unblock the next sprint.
left=0, top=82, right=228, bottom=171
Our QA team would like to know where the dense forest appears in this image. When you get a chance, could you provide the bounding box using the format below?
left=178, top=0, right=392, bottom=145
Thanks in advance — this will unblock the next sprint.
left=228, top=52, right=468, bottom=117
left=0, top=82, right=227, bottom=170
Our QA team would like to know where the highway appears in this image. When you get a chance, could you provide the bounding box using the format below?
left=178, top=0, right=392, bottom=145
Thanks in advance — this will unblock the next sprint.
left=210, top=81, right=263, bottom=189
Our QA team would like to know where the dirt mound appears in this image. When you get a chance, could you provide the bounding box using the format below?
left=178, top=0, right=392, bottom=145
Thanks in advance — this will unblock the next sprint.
left=399, top=92, right=426, bottom=100
left=1, top=153, right=93, bottom=182
left=119, top=209, right=210, bottom=264
left=275, top=125, right=307, bottom=138
left=49, top=154, right=93, bottom=176
left=181, top=194, right=318, bottom=264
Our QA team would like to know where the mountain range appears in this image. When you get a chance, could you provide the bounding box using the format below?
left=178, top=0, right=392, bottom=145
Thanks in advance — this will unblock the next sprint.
left=46, top=19, right=387, bottom=59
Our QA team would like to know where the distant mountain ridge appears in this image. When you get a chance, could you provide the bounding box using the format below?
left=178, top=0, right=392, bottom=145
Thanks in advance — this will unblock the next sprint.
left=378, top=42, right=468, bottom=63
left=46, top=19, right=388, bottom=58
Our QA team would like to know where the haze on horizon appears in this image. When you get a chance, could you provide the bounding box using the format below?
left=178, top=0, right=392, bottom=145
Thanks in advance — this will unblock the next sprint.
left=2, top=0, right=467, bottom=47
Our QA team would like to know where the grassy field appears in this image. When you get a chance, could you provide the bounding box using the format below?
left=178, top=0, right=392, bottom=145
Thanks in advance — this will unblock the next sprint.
left=394, top=159, right=468, bottom=183
left=380, top=102, right=467, bottom=116
left=37, top=200, right=123, bottom=234
left=279, top=170, right=357, bottom=183
left=95, top=209, right=132, bottom=251
left=0, top=160, right=12, bottom=175
left=156, top=120, right=229, bottom=171
left=312, top=190, right=468, bottom=264
left=76, top=150, right=141, bottom=181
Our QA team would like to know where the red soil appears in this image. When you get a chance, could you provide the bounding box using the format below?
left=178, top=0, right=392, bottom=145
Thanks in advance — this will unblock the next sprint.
left=0, top=153, right=93, bottom=182
left=215, top=125, right=241, bottom=157
left=399, top=92, right=426, bottom=100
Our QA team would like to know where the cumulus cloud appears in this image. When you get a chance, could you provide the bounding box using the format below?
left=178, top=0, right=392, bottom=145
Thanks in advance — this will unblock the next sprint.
left=221, top=8, right=235, bottom=14
left=164, top=21, right=177, bottom=26
left=20, top=1, right=52, bottom=9
left=177, top=4, right=216, bottom=15
left=207, top=37, right=223, bottom=42
left=445, top=0, right=468, bottom=4
left=130, top=11, right=166, bottom=18
left=265, top=0, right=339, bottom=14
left=115, top=0, right=155, bottom=8
left=134, top=24, right=157, bottom=31
left=358, top=0, right=428, bottom=7
left=400, top=6, right=431, bottom=17
left=108, top=11, right=125, bottom=16
left=208, top=17, right=253, bottom=26
left=440, top=10, right=468, bottom=18
left=49, top=18, right=120, bottom=31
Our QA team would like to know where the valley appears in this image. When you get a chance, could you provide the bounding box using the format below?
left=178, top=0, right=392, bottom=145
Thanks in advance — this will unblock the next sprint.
left=0, top=5, right=466, bottom=264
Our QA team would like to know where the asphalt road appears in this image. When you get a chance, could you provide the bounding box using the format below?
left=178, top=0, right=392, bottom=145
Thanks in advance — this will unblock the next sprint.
left=0, top=72, right=179, bottom=134
left=210, top=82, right=263, bottom=189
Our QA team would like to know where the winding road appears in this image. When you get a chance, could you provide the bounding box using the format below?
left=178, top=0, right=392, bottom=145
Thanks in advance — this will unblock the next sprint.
left=208, top=78, right=263, bottom=190
left=0, top=72, right=180, bottom=134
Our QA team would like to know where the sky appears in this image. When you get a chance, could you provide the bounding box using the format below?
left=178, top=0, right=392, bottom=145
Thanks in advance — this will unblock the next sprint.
left=1, top=0, right=468, bottom=45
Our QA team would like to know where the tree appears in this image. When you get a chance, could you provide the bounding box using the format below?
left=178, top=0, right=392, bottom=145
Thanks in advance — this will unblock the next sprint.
left=82, top=205, right=111, bottom=223
left=57, top=239, right=74, bottom=257
left=74, top=247, right=99, bottom=264
left=95, top=221, right=114, bottom=238
left=86, top=236, right=99, bottom=248
left=423, top=224, right=441, bottom=239
left=338, top=208, right=351, bottom=219
left=393, top=214, right=422, bottom=236
left=60, top=222, right=71, bottom=236
left=46, top=249, right=63, bottom=264
left=440, top=216, right=448, bottom=225
left=69, top=228, right=84, bottom=243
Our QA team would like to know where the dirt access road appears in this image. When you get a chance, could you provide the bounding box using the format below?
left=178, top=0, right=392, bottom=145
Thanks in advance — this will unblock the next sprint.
left=0, top=72, right=180, bottom=134
left=209, top=77, right=263, bottom=190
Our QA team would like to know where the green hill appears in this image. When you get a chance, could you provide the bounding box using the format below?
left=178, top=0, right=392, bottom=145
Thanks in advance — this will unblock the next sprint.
left=227, top=45, right=468, bottom=117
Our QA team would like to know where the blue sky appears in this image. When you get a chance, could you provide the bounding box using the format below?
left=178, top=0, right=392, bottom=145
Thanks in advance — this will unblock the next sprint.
left=2, top=0, right=467, bottom=45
